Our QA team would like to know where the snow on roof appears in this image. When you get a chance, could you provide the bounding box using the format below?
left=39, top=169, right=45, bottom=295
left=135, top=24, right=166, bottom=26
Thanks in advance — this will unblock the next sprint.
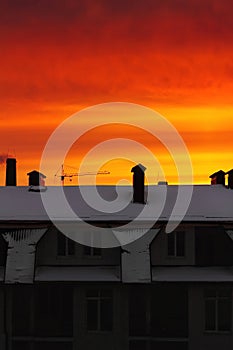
left=152, top=266, right=233, bottom=282
left=35, top=266, right=120, bottom=282
left=0, top=184, right=232, bottom=222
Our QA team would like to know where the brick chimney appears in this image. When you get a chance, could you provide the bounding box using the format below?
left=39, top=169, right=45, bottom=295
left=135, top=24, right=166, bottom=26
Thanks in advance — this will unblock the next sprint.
left=5, top=158, right=17, bottom=186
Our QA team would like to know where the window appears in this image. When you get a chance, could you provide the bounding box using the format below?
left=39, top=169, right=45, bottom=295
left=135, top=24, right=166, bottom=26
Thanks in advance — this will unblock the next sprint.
left=151, top=285, right=188, bottom=337
left=167, top=231, right=185, bottom=257
left=129, top=287, right=149, bottom=336
left=12, top=341, right=31, bottom=350
left=12, top=286, right=33, bottom=336
left=34, top=285, right=73, bottom=336
left=34, top=342, right=73, bottom=350
left=84, top=246, right=102, bottom=257
left=86, top=289, right=113, bottom=331
left=57, top=231, right=75, bottom=256
left=128, top=285, right=188, bottom=344
left=12, top=285, right=73, bottom=338
left=205, top=288, right=232, bottom=332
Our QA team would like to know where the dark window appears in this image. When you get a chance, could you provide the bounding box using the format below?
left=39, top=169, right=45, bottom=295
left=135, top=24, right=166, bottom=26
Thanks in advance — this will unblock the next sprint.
left=129, top=285, right=188, bottom=338
left=57, top=231, right=75, bottom=256
left=12, top=286, right=33, bottom=336
left=151, top=285, right=188, bottom=337
left=129, top=340, right=148, bottom=350
left=150, top=340, right=188, bottom=350
left=205, top=288, right=232, bottom=332
left=84, top=246, right=102, bottom=257
left=34, top=342, right=73, bottom=350
left=195, top=226, right=233, bottom=266
left=86, top=289, right=113, bottom=331
left=167, top=231, right=185, bottom=257
left=12, top=341, right=31, bottom=350
left=35, top=285, right=73, bottom=336
left=129, top=287, right=149, bottom=336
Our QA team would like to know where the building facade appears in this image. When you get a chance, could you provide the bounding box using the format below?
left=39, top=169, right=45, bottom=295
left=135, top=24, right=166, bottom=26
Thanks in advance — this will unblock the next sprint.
left=0, top=168, right=233, bottom=349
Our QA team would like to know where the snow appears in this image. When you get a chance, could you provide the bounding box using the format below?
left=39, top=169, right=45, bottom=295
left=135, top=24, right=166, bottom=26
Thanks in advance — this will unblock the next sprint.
left=121, top=229, right=160, bottom=283
left=152, top=266, right=233, bottom=282
left=35, top=266, right=120, bottom=282
left=0, top=184, right=232, bottom=222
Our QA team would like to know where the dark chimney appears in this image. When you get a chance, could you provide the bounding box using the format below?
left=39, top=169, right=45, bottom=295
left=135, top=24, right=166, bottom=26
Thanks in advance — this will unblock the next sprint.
left=5, top=158, right=17, bottom=186
left=226, top=169, right=233, bottom=189
left=209, top=170, right=225, bottom=186
left=27, top=170, right=46, bottom=186
left=131, top=163, right=146, bottom=203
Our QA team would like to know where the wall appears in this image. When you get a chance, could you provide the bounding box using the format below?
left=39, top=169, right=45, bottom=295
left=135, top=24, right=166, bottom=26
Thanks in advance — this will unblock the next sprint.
left=36, top=226, right=121, bottom=266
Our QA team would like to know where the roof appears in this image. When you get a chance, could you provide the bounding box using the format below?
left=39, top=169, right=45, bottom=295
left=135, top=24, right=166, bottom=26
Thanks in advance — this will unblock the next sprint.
left=35, top=266, right=120, bottom=282
left=209, top=170, right=225, bottom=178
left=0, top=184, right=232, bottom=222
left=27, top=170, right=46, bottom=178
left=152, top=266, right=233, bottom=282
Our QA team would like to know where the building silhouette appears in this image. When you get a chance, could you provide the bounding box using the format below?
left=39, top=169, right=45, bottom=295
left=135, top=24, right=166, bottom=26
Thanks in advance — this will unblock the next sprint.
left=0, top=161, right=232, bottom=349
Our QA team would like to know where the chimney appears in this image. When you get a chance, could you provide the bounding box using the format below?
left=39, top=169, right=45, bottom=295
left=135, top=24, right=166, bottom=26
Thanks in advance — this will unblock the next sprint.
left=209, top=170, right=225, bottom=186
left=5, top=158, right=17, bottom=186
left=158, top=181, right=168, bottom=185
left=226, top=169, right=233, bottom=189
left=27, top=170, right=46, bottom=186
left=131, top=163, right=146, bottom=203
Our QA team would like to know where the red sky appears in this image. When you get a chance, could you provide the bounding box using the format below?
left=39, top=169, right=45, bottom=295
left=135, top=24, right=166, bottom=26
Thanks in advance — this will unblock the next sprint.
left=0, top=0, right=233, bottom=185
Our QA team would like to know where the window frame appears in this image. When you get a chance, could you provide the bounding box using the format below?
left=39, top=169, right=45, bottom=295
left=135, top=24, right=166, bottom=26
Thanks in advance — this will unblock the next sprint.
left=167, top=231, right=185, bottom=257
left=204, top=288, right=232, bottom=333
left=57, top=231, right=75, bottom=257
left=83, top=246, right=102, bottom=258
left=86, top=289, right=113, bottom=332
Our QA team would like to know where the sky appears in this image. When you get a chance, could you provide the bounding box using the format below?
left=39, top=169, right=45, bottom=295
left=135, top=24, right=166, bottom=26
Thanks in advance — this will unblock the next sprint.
left=0, top=0, right=233, bottom=185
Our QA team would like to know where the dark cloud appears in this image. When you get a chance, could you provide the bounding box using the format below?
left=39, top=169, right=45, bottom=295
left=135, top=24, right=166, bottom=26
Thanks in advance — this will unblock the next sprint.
left=0, top=153, right=10, bottom=164
left=0, top=0, right=232, bottom=49
left=0, top=0, right=232, bottom=107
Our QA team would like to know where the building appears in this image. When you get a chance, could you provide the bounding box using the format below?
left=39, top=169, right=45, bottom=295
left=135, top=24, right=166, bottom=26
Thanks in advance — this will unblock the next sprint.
left=0, top=162, right=232, bottom=350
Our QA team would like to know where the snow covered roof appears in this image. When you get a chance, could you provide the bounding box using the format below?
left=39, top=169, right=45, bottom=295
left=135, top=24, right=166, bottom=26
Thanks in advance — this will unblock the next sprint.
left=35, top=266, right=120, bottom=282
left=152, top=266, right=233, bottom=282
left=0, top=184, right=232, bottom=222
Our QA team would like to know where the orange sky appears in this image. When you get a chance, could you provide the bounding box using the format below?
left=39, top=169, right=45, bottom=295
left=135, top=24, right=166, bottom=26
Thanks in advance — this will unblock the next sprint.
left=0, top=0, right=233, bottom=185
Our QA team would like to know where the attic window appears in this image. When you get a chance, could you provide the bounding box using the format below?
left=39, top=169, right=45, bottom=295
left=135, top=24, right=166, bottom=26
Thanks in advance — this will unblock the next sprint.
left=167, top=231, right=185, bottom=257
left=57, top=232, right=75, bottom=256
left=84, top=246, right=102, bottom=258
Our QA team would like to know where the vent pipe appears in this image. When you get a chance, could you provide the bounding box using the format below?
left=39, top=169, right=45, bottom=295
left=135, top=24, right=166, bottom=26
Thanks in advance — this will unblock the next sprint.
left=5, top=158, right=17, bottom=186
left=131, top=163, right=146, bottom=203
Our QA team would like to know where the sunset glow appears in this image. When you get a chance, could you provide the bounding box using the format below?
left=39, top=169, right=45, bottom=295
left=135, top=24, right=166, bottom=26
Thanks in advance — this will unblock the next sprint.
left=0, top=0, right=232, bottom=186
